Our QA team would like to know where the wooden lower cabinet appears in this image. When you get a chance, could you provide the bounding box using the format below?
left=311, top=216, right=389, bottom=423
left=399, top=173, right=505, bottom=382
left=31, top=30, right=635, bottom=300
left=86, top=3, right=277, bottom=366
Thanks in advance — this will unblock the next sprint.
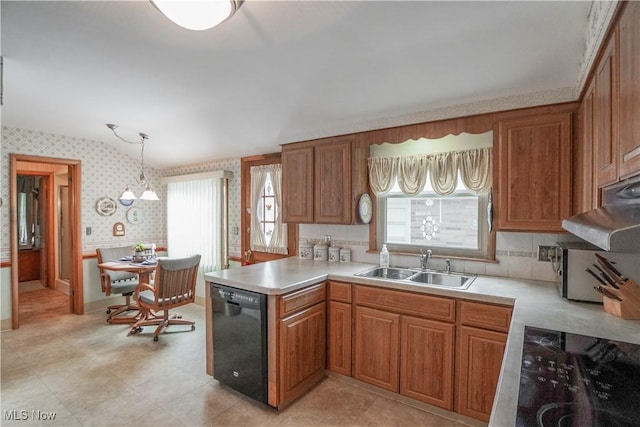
left=456, top=325, right=508, bottom=422
left=400, top=316, right=454, bottom=410
left=352, top=303, right=455, bottom=411
left=327, top=300, right=352, bottom=376
left=279, top=301, right=326, bottom=407
left=353, top=305, right=400, bottom=392
left=18, top=249, right=41, bottom=282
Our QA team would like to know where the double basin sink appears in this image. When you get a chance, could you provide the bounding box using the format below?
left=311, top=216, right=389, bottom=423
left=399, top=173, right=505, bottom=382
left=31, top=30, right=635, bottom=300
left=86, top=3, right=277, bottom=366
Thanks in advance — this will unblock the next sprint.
left=354, top=266, right=476, bottom=289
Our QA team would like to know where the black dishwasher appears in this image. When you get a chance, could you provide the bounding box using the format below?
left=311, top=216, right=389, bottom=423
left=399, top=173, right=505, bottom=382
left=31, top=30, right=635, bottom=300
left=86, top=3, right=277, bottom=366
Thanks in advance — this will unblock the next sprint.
left=210, top=283, right=268, bottom=404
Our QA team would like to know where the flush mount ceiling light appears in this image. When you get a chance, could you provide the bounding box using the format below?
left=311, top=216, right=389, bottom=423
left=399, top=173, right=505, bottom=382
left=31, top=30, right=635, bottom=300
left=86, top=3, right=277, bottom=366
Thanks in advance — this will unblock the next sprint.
left=151, top=0, right=243, bottom=31
left=106, top=124, right=160, bottom=202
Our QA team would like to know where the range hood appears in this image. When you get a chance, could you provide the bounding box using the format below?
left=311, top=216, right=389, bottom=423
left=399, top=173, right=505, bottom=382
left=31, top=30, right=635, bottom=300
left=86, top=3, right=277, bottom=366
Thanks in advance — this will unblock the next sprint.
left=562, top=176, right=640, bottom=252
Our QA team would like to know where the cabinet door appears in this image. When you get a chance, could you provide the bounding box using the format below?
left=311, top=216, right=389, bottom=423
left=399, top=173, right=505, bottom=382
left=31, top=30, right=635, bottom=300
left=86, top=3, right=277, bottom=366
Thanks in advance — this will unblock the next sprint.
left=618, top=1, right=640, bottom=178
left=594, top=30, right=619, bottom=187
left=496, top=113, right=572, bottom=231
left=353, top=306, right=399, bottom=392
left=282, top=145, right=314, bottom=223
left=327, top=301, right=352, bottom=376
left=400, top=316, right=454, bottom=410
left=575, top=81, right=596, bottom=213
left=279, top=302, right=326, bottom=407
left=456, top=326, right=507, bottom=422
left=314, top=140, right=351, bottom=224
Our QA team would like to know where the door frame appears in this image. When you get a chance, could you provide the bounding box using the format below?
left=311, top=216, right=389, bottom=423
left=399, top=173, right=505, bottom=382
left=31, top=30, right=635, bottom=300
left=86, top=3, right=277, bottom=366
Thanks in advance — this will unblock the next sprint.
left=10, top=154, right=84, bottom=329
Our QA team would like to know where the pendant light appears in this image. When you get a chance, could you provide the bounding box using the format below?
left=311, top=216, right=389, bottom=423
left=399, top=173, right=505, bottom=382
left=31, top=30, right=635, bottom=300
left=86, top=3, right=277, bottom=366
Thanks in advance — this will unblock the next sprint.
left=107, top=124, right=160, bottom=201
left=151, top=0, right=243, bottom=31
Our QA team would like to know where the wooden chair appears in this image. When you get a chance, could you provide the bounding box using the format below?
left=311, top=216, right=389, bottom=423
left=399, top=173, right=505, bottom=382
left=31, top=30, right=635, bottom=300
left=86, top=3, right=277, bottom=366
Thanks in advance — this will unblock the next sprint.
left=129, top=254, right=201, bottom=341
left=97, top=246, right=140, bottom=323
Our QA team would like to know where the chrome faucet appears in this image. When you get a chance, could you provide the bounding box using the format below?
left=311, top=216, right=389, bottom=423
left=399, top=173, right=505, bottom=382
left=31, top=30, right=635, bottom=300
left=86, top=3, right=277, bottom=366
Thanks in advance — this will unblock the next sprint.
left=420, top=249, right=432, bottom=271
left=445, top=259, right=451, bottom=274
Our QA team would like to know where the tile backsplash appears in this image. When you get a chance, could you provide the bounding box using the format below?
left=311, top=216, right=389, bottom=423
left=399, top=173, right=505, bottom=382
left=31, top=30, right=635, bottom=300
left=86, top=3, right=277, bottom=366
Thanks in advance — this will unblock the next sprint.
left=299, top=224, right=582, bottom=283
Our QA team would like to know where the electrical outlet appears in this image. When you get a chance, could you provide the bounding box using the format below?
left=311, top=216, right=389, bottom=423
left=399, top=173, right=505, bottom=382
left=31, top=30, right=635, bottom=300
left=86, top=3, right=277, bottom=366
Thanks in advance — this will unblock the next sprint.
left=537, top=245, right=557, bottom=262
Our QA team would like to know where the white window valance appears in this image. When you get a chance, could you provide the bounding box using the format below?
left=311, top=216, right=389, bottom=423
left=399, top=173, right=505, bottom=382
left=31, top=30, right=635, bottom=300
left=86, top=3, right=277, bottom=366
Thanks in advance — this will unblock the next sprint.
left=368, top=147, right=492, bottom=196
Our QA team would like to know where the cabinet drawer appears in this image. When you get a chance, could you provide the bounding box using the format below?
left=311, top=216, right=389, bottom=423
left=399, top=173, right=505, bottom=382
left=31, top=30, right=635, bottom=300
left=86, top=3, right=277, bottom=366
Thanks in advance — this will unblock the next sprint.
left=280, top=283, right=326, bottom=318
left=328, top=281, right=351, bottom=303
left=459, top=300, right=512, bottom=332
left=353, top=285, right=455, bottom=322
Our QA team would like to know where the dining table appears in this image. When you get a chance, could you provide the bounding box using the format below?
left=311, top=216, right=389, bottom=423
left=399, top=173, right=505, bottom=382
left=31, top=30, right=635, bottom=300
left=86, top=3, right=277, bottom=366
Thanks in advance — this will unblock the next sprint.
left=97, top=260, right=157, bottom=285
left=98, top=260, right=158, bottom=324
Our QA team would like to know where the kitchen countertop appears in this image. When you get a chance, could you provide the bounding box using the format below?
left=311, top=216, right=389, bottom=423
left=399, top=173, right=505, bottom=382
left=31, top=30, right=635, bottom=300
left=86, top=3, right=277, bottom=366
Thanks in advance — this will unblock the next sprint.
left=205, top=257, right=640, bottom=426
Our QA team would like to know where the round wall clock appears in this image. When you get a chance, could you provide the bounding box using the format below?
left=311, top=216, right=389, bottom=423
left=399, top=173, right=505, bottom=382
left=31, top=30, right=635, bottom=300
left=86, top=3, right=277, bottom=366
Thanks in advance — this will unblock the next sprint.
left=126, top=207, right=143, bottom=224
left=358, top=193, right=373, bottom=224
left=96, top=197, right=117, bottom=216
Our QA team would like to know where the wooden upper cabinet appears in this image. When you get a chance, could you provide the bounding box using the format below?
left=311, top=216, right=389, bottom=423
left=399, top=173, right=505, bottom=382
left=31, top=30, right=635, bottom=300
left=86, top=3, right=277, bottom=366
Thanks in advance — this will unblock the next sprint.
left=594, top=29, right=619, bottom=187
left=618, top=1, right=640, bottom=179
left=314, top=140, right=352, bottom=224
left=496, top=112, right=572, bottom=231
left=575, top=81, right=597, bottom=213
left=282, top=139, right=362, bottom=224
left=282, top=146, right=314, bottom=223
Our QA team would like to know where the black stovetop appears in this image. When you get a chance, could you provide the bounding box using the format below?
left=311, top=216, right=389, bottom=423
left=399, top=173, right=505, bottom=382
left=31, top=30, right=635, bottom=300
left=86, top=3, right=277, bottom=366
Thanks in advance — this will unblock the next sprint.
left=516, top=326, right=640, bottom=427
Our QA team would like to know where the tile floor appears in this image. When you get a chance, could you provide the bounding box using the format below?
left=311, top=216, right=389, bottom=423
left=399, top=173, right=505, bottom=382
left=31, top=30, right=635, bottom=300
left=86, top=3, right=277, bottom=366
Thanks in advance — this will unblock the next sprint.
left=2, top=301, right=478, bottom=427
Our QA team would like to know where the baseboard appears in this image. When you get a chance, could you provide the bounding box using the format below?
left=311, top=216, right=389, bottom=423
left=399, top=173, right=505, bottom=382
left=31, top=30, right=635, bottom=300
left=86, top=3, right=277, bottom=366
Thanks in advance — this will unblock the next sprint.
left=55, top=279, right=71, bottom=295
left=1, top=318, right=12, bottom=331
left=326, top=373, right=486, bottom=427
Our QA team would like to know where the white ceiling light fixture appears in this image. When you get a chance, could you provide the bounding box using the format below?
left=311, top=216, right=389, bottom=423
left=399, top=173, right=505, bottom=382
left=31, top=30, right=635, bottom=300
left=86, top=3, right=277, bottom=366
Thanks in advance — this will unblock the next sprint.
left=106, top=123, right=160, bottom=202
left=151, top=0, right=242, bottom=31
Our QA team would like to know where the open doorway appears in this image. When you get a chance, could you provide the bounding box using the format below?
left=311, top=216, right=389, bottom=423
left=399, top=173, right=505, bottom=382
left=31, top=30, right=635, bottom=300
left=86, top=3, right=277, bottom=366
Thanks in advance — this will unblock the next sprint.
left=10, top=154, right=84, bottom=329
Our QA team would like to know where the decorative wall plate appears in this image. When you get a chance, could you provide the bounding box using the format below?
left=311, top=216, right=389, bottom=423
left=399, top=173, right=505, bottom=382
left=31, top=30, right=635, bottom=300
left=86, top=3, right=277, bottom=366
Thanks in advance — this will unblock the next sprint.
left=126, top=207, right=143, bottom=224
left=96, top=197, right=117, bottom=216
left=358, top=193, right=373, bottom=224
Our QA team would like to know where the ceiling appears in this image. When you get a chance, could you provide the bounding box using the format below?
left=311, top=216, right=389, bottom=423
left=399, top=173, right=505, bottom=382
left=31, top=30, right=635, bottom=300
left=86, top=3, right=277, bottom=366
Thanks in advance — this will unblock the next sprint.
left=2, top=1, right=593, bottom=169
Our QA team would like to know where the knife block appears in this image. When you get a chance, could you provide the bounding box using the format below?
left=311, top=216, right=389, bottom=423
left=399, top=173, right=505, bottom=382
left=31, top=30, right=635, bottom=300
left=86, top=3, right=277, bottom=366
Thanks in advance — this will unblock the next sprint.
left=602, top=280, right=640, bottom=320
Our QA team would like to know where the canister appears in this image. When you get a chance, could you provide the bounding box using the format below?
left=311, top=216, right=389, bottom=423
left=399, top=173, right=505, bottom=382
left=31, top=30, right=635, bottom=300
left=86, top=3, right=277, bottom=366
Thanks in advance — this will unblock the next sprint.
left=314, top=244, right=328, bottom=261
left=328, top=246, right=341, bottom=262
left=339, top=248, right=351, bottom=262
left=299, top=241, right=313, bottom=260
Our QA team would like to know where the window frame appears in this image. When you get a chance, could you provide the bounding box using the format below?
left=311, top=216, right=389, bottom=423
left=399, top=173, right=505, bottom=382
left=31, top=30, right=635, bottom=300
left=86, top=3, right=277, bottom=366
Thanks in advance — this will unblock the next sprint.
left=375, top=190, right=493, bottom=260
left=240, top=153, right=298, bottom=264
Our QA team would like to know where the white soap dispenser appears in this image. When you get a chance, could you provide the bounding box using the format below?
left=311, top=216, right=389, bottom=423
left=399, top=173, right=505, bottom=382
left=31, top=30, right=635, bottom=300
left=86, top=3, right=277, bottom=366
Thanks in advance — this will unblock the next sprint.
left=380, top=244, right=390, bottom=268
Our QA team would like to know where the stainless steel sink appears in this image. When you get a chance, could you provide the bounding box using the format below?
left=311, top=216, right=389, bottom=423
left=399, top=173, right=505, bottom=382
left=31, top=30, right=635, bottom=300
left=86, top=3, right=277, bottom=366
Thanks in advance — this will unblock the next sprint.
left=407, top=271, right=475, bottom=289
left=354, top=266, right=476, bottom=289
left=355, top=267, right=417, bottom=280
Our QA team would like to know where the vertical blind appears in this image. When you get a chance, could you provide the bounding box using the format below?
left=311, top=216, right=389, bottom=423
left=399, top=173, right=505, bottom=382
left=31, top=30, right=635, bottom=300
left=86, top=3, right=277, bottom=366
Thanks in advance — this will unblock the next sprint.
left=166, top=174, right=226, bottom=272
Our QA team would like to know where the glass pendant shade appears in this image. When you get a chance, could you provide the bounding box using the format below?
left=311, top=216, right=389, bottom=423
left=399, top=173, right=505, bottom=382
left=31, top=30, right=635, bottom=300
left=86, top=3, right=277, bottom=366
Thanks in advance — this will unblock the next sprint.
left=120, top=186, right=137, bottom=201
left=140, top=185, right=160, bottom=201
left=151, top=0, right=240, bottom=31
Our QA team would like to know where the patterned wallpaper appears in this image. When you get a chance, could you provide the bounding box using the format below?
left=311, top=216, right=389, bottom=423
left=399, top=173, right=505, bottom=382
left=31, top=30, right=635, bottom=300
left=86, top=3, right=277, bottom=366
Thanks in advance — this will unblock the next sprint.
left=0, top=126, right=243, bottom=262
left=1, top=126, right=166, bottom=261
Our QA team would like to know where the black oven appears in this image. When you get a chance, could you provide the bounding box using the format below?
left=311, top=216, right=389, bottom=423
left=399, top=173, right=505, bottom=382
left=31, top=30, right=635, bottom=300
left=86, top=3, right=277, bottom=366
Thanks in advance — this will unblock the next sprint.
left=516, top=326, right=640, bottom=426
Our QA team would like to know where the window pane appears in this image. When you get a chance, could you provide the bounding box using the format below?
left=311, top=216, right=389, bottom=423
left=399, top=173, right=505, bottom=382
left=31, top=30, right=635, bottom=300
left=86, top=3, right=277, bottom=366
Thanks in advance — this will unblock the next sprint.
left=263, top=223, right=274, bottom=246
left=263, top=196, right=275, bottom=222
left=386, top=194, right=479, bottom=250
